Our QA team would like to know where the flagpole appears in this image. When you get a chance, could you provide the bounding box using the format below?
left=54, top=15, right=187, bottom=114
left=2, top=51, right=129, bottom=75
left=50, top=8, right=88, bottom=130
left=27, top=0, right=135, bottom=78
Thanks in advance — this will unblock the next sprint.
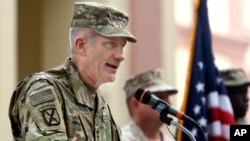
left=176, top=0, right=200, bottom=140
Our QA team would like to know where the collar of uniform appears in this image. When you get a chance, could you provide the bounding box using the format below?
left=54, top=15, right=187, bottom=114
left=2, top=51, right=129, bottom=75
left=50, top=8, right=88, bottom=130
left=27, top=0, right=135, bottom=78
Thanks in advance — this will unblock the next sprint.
left=63, top=58, right=105, bottom=109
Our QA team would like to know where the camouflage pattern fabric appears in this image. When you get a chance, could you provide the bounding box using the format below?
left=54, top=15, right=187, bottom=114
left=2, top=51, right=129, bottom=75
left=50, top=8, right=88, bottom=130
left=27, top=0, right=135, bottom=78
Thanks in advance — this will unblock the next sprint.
left=9, top=57, right=121, bottom=141
left=220, top=68, right=250, bottom=87
left=71, top=2, right=136, bottom=43
left=123, top=68, right=178, bottom=100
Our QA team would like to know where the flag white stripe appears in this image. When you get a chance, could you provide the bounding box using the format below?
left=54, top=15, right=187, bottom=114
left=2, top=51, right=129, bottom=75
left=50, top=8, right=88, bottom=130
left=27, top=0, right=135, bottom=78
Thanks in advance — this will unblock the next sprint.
left=208, top=91, right=234, bottom=114
left=209, top=122, right=230, bottom=140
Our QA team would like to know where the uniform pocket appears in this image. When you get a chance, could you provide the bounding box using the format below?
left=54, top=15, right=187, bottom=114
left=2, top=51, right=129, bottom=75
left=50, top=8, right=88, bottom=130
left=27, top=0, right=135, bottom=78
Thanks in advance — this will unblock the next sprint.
left=79, top=113, right=94, bottom=141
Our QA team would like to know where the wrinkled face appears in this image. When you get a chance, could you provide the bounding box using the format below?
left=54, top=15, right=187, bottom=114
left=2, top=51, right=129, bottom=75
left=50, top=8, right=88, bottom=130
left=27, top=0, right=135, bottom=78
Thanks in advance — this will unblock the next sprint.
left=227, top=85, right=249, bottom=119
left=79, top=34, right=127, bottom=86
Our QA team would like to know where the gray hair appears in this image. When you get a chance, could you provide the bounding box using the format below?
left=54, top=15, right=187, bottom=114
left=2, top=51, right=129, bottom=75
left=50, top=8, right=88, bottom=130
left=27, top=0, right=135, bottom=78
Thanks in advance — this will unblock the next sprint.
left=69, top=27, right=96, bottom=53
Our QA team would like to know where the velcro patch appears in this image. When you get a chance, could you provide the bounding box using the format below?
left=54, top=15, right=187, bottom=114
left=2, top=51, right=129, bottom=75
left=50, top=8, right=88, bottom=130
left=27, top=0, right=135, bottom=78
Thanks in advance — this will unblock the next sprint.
left=30, top=88, right=55, bottom=106
left=42, top=107, right=60, bottom=126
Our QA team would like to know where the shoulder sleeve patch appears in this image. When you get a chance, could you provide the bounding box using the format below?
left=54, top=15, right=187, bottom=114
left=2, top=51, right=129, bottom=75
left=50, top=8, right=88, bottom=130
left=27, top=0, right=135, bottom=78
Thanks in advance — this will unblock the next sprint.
left=29, top=87, right=55, bottom=106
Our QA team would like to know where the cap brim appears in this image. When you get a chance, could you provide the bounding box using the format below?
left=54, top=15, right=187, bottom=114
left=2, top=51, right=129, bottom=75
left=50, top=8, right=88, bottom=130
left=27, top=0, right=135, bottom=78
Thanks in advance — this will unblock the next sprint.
left=147, top=83, right=178, bottom=95
left=94, top=26, right=137, bottom=43
left=225, top=81, right=250, bottom=87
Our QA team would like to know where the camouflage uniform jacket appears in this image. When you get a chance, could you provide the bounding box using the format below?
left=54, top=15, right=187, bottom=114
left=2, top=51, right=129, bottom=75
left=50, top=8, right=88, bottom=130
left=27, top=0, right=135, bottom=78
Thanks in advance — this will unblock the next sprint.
left=9, top=58, right=122, bottom=141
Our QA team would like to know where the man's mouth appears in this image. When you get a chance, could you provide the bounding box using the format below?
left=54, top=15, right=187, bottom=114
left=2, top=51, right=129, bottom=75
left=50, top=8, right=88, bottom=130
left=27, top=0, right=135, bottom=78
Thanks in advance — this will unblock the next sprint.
left=106, top=63, right=118, bottom=69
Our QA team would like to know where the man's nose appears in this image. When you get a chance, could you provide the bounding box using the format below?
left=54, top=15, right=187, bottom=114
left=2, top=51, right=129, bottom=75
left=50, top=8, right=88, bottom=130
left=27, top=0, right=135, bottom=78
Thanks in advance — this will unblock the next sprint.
left=114, top=47, right=125, bottom=61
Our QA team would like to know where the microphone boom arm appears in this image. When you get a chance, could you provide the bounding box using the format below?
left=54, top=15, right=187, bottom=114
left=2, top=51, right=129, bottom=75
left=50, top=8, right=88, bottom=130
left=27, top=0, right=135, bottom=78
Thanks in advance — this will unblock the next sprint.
left=170, top=119, right=196, bottom=141
left=159, top=109, right=196, bottom=141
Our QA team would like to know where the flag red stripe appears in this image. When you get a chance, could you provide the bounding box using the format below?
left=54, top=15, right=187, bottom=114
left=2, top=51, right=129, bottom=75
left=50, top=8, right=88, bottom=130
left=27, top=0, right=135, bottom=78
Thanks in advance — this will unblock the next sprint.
left=208, top=108, right=236, bottom=124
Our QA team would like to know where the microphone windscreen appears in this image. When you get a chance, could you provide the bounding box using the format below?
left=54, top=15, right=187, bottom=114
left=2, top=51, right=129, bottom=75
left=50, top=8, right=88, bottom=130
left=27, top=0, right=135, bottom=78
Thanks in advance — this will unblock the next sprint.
left=135, top=88, right=144, bottom=100
left=135, top=88, right=151, bottom=104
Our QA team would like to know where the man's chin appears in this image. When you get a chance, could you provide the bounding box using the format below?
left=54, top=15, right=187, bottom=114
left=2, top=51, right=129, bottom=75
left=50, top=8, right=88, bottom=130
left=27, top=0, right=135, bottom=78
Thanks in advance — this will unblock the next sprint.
left=104, top=75, right=116, bottom=83
left=109, top=76, right=116, bottom=82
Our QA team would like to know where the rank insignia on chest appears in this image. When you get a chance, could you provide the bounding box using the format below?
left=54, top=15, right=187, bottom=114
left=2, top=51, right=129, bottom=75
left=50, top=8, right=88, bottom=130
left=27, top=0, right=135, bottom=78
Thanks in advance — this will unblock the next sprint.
left=42, top=107, right=60, bottom=125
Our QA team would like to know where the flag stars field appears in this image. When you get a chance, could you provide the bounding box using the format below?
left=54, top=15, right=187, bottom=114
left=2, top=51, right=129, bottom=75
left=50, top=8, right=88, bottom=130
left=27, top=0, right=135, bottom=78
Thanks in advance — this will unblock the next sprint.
left=198, top=116, right=207, bottom=127
left=201, top=96, right=206, bottom=105
left=191, top=128, right=198, bottom=137
left=216, top=77, right=223, bottom=84
left=195, top=81, right=205, bottom=93
left=193, top=105, right=201, bottom=115
left=197, top=61, right=204, bottom=70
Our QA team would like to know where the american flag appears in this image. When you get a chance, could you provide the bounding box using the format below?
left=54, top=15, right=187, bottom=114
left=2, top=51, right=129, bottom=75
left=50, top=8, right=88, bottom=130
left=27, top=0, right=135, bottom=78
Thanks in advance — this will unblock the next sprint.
left=176, top=0, right=235, bottom=141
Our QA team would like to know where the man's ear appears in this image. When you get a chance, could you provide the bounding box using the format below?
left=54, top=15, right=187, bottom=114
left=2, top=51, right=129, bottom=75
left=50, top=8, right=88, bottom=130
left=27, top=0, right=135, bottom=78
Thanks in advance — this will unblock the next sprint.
left=74, top=37, right=87, bottom=55
left=129, top=98, right=142, bottom=116
left=130, top=98, right=139, bottom=109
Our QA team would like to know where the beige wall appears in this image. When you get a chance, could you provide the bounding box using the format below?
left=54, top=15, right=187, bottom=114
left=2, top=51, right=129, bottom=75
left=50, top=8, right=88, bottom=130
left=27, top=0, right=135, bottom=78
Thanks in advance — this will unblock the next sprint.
left=0, top=0, right=17, bottom=140
left=18, top=0, right=42, bottom=81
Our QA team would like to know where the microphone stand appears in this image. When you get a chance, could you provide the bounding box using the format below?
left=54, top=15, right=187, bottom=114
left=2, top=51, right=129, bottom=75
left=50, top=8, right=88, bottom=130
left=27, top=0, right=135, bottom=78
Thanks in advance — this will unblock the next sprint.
left=160, top=110, right=196, bottom=141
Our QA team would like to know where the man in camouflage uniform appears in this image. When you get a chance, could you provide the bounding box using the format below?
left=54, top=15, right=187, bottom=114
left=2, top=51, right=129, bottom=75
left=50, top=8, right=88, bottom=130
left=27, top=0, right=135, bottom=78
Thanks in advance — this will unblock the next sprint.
left=122, top=68, right=177, bottom=141
left=9, top=2, right=136, bottom=141
left=220, top=68, right=250, bottom=125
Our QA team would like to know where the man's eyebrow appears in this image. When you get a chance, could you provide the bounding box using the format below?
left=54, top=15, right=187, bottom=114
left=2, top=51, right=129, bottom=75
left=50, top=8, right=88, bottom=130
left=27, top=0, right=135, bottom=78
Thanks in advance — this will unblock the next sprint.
left=108, top=39, right=127, bottom=46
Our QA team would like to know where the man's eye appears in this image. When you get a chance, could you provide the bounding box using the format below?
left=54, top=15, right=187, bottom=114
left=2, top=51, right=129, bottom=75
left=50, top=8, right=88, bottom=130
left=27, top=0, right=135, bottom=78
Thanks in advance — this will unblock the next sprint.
left=109, top=41, right=116, bottom=46
left=106, top=41, right=117, bottom=48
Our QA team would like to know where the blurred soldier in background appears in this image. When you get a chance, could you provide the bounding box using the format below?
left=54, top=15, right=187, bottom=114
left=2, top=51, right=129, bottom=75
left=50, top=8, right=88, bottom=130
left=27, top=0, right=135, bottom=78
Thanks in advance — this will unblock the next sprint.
left=122, top=68, right=177, bottom=141
left=221, top=68, right=250, bottom=124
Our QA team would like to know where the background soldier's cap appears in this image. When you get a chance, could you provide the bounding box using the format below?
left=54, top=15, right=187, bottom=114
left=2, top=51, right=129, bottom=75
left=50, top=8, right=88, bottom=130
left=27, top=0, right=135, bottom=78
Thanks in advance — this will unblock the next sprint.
left=71, top=2, right=137, bottom=43
left=124, top=68, right=178, bottom=99
left=220, top=68, right=250, bottom=87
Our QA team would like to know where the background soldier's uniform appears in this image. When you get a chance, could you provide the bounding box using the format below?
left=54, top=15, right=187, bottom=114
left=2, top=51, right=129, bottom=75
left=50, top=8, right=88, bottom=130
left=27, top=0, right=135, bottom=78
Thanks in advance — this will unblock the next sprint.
left=9, top=58, right=121, bottom=140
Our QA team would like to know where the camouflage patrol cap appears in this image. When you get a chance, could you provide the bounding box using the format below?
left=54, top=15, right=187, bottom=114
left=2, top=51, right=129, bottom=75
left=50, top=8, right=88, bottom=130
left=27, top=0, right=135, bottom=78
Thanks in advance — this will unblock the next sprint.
left=71, top=2, right=137, bottom=43
left=220, top=68, right=250, bottom=87
left=124, top=68, right=178, bottom=99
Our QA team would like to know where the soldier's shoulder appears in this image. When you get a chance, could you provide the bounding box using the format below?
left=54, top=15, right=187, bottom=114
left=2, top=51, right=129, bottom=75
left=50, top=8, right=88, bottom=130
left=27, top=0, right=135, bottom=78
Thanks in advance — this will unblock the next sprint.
left=12, top=72, right=57, bottom=98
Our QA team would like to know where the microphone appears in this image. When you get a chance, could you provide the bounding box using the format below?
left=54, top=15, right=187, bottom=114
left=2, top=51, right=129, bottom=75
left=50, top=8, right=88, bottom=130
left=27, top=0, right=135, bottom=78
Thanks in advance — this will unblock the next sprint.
left=135, top=88, right=206, bottom=141
left=135, top=88, right=190, bottom=121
